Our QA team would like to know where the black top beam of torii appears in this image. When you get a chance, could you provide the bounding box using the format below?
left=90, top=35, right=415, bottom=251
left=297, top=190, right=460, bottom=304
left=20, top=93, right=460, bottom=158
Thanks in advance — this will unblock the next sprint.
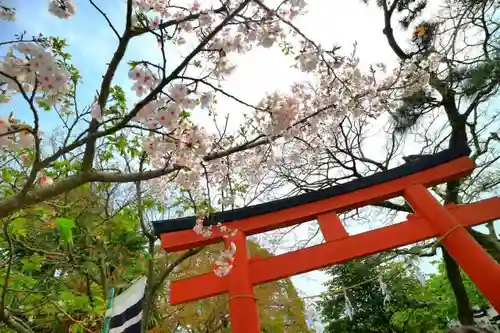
left=152, top=145, right=471, bottom=236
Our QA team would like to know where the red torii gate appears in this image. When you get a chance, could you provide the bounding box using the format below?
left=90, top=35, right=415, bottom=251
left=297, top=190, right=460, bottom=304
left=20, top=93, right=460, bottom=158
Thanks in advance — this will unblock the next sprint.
left=153, top=146, right=500, bottom=333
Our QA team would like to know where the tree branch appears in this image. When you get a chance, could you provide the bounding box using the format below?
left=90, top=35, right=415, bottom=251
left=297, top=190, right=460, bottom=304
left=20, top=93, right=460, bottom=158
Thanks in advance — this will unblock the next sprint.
left=89, top=0, right=121, bottom=39
left=151, top=247, right=203, bottom=297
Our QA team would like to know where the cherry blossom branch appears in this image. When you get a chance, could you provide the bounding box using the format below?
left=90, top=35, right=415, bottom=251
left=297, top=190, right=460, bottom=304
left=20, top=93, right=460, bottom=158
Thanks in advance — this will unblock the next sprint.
left=88, top=0, right=120, bottom=39
left=151, top=247, right=203, bottom=299
left=0, top=70, right=42, bottom=194
left=0, top=128, right=30, bottom=138
left=0, top=38, right=41, bottom=47
left=130, top=4, right=228, bottom=36
left=47, top=0, right=251, bottom=175
left=0, top=173, right=87, bottom=218
left=179, top=75, right=265, bottom=111
left=0, top=105, right=314, bottom=218
left=21, top=81, right=41, bottom=196
left=81, top=12, right=134, bottom=172
left=205, top=102, right=336, bottom=160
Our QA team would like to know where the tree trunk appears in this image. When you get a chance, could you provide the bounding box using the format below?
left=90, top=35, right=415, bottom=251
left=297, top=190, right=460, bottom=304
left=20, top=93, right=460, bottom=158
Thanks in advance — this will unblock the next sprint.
left=443, top=118, right=474, bottom=325
left=470, top=228, right=500, bottom=262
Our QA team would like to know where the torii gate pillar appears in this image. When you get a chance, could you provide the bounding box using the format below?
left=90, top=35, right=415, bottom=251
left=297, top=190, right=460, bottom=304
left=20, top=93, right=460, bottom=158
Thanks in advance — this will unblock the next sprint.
left=405, top=184, right=500, bottom=306
left=226, top=232, right=260, bottom=333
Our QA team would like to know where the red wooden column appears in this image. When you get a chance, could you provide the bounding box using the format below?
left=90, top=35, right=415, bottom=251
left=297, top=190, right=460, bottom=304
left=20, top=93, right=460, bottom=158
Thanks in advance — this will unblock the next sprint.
left=404, top=184, right=500, bottom=311
left=317, top=211, right=349, bottom=242
left=225, top=232, right=260, bottom=333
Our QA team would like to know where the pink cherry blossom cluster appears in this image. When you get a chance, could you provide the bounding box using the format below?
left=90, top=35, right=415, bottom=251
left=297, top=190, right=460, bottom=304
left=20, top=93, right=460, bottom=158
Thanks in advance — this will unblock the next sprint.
left=0, top=42, right=71, bottom=107
left=256, top=93, right=301, bottom=136
left=48, top=0, right=77, bottom=19
left=130, top=0, right=213, bottom=45
left=128, top=66, right=158, bottom=98
left=118, top=1, right=319, bottom=194
left=0, top=117, right=35, bottom=149
left=214, top=240, right=236, bottom=277
left=124, top=65, right=221, bottom=190
left=122, top=2, right=313, bottom=193
left=0, top=0, right=447, bottom=212
left=193, top=217, right=238, bottom=277
left=193, top=216, right=213, bottom=237
left=0, top=5, right=15, bottom=21
left=297, top=52, right=319, bottom=73
left=397, top=52, right=444, bottom=98
left=38, top=174, right=54, bottom=186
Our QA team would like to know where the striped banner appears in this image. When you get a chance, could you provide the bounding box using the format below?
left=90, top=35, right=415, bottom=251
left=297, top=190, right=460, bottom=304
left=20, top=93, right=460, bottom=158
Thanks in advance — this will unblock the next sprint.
left=105, top=277, right=147, bottom=333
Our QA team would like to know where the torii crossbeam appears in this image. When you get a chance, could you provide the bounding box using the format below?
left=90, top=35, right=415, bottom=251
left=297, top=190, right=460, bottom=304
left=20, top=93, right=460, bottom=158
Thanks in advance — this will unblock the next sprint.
left=153, top=146, right=500, bottom=333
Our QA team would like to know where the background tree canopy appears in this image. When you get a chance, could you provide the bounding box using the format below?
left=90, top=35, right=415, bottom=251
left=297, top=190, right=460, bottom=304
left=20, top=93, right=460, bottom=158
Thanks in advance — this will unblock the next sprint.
left=317, top=255, right=490, bottom=333
left=0, top=182, right=312, bottom=333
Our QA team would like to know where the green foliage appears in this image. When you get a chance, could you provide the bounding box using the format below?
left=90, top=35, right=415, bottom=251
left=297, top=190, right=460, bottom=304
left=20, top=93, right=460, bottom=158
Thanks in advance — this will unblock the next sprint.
left=55, top=218, right=75, bottom=245
left=390, top=90, right=435, bottom=133
left=107, top=85, right=127, bottom=116
left=363, top=0, right=428, bottom=29
left=397, top=0, right=428, bottom=29
left=318, top=255, right=426, bottom=333
left=459, top=56, right=500, bottom=98
left=317, top=256, right=489, bottom=333
left=0, top=183, right=150, bottom=332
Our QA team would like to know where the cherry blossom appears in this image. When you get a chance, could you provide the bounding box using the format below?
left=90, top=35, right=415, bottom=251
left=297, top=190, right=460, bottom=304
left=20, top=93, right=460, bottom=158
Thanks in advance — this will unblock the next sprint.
left=169, top=83, right=188, bottom=103
left=0, top=42, right=71, bottom=98
left=38, top=175, right=54, bottom=186
left=90, top=104, right=102, bottom=120
left=129, top=65, right=158, bottom=97
left=198, top=12, right=213, bottom=27
left=214, top=238, right=237, bottom=277
left=20, top=154, right=31, bottom=166
left=193, top=216, right=212, bottom=237
left=150, top=16, right=161, bottom=30
left=48, top=0, right=77, bottom=19
left=200, top=92, right=213, bottom=108
left=0, top=5, right=15, bottom=21
left=297, top=52, right=319, bottom=72
left=191, top=1, right=201, bottom=12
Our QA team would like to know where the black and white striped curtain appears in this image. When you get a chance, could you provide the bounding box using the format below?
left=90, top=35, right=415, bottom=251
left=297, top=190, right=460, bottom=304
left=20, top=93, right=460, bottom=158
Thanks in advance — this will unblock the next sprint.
left=106, top=277, right=146, bottom=333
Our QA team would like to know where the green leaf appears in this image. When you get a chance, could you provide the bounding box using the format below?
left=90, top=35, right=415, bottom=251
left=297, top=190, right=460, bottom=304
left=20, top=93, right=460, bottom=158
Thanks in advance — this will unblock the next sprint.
left=128, top=61, right=139, bottom=69
left=71, top=323, right=84, bottom=333
left=117, top=135, right=127, bottom=151
left=1, top=168, right=13, bottom=183
left=20, top=255, right=45, bottom=273
left=36, top=99, right=52, bottom=111
left=10, top=217, right=28, bottom=237
left=55, top=218, right=75, bottom=245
